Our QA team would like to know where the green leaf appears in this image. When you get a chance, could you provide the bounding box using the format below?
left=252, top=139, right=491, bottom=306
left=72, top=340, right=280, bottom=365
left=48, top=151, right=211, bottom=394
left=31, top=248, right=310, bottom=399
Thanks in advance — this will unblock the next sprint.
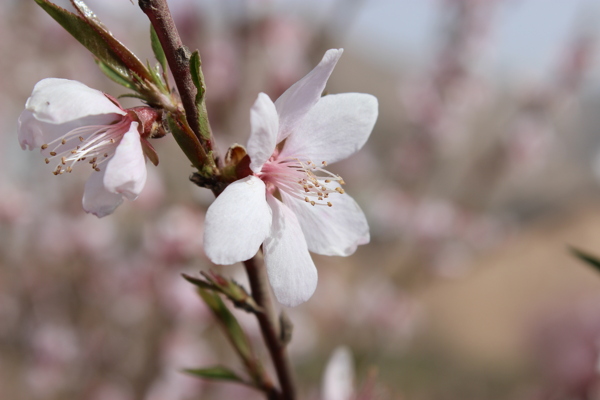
left=69, top=0, right=153, bottom=83
left=150, top=25, right=167, bottom=73
left=35, top=0, right=131, bottom=80
left=184, top=366, right=249, bottom=385
left=198, top=288, right=253, bottom=361
left=95, top=59, right=135, bottom=90
left=165, top=112, right=208, bottom=171
left=570, top=247, right=600, bottom=273
left=189, top=50, right=204, bottom=101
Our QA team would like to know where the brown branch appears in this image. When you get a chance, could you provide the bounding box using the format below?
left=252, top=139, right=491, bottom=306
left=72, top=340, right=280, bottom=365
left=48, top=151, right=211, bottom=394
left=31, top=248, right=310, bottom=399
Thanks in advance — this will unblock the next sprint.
left=244, top=257, right=296, bottom=400
left=138, top=0, right=207, bottom=148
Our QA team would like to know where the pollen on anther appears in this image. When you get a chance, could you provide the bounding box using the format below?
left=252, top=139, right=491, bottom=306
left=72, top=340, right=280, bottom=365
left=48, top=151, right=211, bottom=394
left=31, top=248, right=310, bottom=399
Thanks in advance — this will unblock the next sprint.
left=66, top=166, right=72, bottom=173
left=79, top=136, right=84, bottom=142
left=305, top=197, right=310, bottom=203
left=318, top=197, right=323, bottom=201
left=110, top=139, right=115, bottom=144
left=61, top=138, right=66, bottom=145
left=327, top=202, right=332, bottom=207
left=335, top=187, right=345, bottom=194
left=49, top=151, right=57, bottom=156
left=44, top=158, right=50, bottom=164
left=325, top=179, right=331, bottom=183
left=310, top=201, right=316, bottom=206
left=61, top=157, right=66, bottom=165
left=322, top=161, right=327, bottom=166
left=94, top=167, right=101, bottom=172
left=41, top=144, right=48, bottom=150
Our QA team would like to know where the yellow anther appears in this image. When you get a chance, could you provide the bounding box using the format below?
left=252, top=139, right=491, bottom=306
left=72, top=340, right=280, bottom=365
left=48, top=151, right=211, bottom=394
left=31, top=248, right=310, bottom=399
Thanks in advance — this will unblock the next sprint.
left=322, top=161, right=327, bottom=166
left=61, top=138, right=66, bottom=145
left=305, top=197, right=310, bottom=203
left=335, top=187, right=345, bottom=194
left=61, top=157, right=66, bottom=165
left=318, top=197, right=323, bottom=201
left=44, top=158, right=50, bottom=164
left=325, top=179, right=331, bottom=183
left=327, top=202, right=332, bottom=207
left=310, top=201, right=316, bottom=206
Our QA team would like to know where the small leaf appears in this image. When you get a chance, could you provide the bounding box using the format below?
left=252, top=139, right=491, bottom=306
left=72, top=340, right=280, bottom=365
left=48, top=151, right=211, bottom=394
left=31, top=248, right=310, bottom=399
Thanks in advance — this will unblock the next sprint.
left=164, top=112, right=208, bottom=171
left=184, top=366, right=248, bottom=384
left=189, top=50, right=204, bottom=100
left=198, top=288, right=253, bottom=361
left=95, top=59, right=135, bottom=90
left=570, top=246, right=600, bottom=273
left=182, top=273, right=218, bottom=291
left=150, top=25, right=167, bottom=73
left=35, top=0, right=130, bottom=79
left=69, top=0, right=153, bottom=82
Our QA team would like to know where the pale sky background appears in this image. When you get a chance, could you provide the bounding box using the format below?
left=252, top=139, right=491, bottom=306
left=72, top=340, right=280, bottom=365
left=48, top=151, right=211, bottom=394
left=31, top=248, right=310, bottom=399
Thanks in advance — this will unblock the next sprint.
left=55, top=0, right=600, bottom=81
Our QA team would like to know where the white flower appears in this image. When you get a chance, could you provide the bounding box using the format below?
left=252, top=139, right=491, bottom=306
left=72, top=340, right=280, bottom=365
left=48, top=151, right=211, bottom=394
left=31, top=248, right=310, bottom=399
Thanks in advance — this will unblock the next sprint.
left=204, top=49, right=378, bottom=306
left=321, top=346, right=354, bottom=400
left=18, top=78, right=147, bottom=218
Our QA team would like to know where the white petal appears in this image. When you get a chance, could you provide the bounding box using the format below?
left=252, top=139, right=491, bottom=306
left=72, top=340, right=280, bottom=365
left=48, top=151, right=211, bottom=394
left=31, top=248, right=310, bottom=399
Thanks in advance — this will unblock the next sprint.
left=280, top=93, right=378, bottom=164
left=25, top=78, right=125, bottom=124
left=103, top=122, right=147, bottom=200
left=321, top=346, right=355, bottom=400
left=204, top=176, right=272, bottom=265
left=264, top=195, right=317, bottom=307
left=281, top=190, right=369, bottom=257
left=247, top=93, right=279, bottom=173
left=82, top=168, right=124, bottom=218
left=274, top=49, right=343, bottom=142
left=18, top=110, right=44, bottom=150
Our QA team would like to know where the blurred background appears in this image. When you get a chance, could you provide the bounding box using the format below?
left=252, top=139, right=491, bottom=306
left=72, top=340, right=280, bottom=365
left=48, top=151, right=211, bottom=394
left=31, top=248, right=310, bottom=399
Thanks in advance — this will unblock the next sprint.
left=3, top=0, right=600, bottom=399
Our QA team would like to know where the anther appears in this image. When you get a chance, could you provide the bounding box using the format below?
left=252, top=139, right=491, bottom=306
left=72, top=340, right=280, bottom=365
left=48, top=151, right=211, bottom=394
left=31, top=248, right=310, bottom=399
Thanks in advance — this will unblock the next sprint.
left=310, top=201, right=316, bottom=206
left=322, top=161, right=327, bottom=166
left=327, top=202, right=332, bottom=207
left=110, top=139, right=115, bottom=144
left=61, top=157, right=66, bottom=165
left=79, top=136, right=84, bottom=142
left=41, top=144, right=48, bottom=150
left=44, top=158, right=50, bottom=164
left=325, top=179, right=331, bottom=183
left=66, top=166, right=72, bottom=173
left=71, top=150, right=77, bottom=154
left=318, top=197, right=323, bottom=201
left=104, top=153, right=108, bottom=158
left=94, top=167, right=101, bottom=172
left=305, top=197, right=310, bottom=203
left=61, top=138, right=66, bottom=145
left=49, top=151, right=57, bottom=156
left=335, top=187, right=345, bottom=194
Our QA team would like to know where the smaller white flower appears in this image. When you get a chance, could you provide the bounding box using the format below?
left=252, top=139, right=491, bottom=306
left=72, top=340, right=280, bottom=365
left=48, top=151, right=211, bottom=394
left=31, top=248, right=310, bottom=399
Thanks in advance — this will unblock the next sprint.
left=321, top=346, right=355, bottom=400
left=204, top=49, right=378, bottom=306
left=18, top=78, right=147, bottom=217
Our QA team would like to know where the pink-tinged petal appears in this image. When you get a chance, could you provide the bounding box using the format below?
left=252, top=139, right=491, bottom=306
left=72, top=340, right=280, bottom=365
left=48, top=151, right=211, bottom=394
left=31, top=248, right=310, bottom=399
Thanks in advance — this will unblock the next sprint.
left=281, top=190, right=369, bottom=257
left=280, top=93, right=378, bottom=164
left=25, top=78, right=125, bottom=124
left=204, top=176, right=272, bottom=265
left=274, top=49, right=343, bottom=143
left=247, top=93, right=279, bottom=173
left=264, top=195, right=317, bottom=307
left=103, top=122, right=147, bottom=200
left=82, top=168, right=124, bottom=218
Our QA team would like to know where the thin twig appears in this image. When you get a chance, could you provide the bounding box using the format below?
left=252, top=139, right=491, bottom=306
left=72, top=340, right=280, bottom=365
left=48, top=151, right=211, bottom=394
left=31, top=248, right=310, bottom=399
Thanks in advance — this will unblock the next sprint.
left=138, top=0, right=213, bottom=153
left=244, top=257, right=297, bottom=400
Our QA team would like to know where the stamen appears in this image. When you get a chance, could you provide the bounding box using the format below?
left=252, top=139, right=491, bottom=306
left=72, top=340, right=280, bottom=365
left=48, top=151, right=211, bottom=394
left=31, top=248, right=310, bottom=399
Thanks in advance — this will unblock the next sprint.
left=41, top=144, right=48, bottom=150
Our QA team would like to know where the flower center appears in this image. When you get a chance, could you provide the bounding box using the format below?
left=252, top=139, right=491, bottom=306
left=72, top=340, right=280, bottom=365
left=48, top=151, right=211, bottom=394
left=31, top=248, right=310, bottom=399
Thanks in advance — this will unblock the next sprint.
left=259, top=156, right=346, bottom=207
left=40, top=117, right=131, bottom=176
